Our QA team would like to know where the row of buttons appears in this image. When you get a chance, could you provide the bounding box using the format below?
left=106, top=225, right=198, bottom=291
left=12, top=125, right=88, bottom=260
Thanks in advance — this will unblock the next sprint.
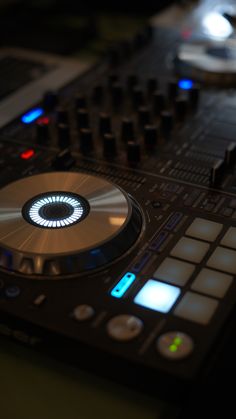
left=72, top=307, right=193, bottom=360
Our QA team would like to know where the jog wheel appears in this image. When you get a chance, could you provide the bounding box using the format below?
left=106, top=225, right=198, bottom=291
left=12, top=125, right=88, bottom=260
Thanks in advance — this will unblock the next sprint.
left=0, top=172, right=142, bottom=277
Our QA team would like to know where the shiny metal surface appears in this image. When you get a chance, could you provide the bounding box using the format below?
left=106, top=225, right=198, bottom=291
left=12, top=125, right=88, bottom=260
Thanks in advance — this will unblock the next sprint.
left=0, top=172, right=142, bottom=276
left=175, top=39, right=236, bottom=85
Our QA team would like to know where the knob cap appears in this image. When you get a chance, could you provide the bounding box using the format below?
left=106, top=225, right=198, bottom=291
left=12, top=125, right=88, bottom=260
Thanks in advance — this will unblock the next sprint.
left=103, top=133, right=117, bottom=157
left=161, top=111, right=174, bottom=137
left=56, top=108, right=69, bottom=124
left=43, top=90, right=58, bottom=111
left=52, top=149, right=75, bottom=170
left=99, top=113, right=112, bottom=136
left=138, top=106, right=150, bottom=128
left=36, top=117, right=50, bottom=144
left=144, top=125, right=158, bottom=149
left=121, top=118, right=135, bottom=142
left=57, top=123, right=70, bottom=149
left=92, top=85, right=104, bottom=104
left=168, top=80, right=178, bottom=100
left=127, top=141, right=141, bottom=163
left=79, top=128, right=93, bottom=154
left=77, top=108, right=90, bottom=129
left=153, top=91, right=165, bottom=115
left=174, top=97, right=188, bottom=122
left=210, top=159, right=225, bottom=185
left=189, top=84, right=200, bottom=109
left=147, top=78, right=158, bottom=95
left=131, top=86, right=144, bottom=109
left=127, top=74, right=138, bottom=90
left=111, top=83, right=124, bottom=108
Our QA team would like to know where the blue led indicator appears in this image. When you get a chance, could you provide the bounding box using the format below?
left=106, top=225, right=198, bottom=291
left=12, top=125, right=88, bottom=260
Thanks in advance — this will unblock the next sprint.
left=21, top=108, right=44, bottom=124
left=134, top=279, right=180, bottom=313
left=178, top=79, right=193, bottom=90
left=111, top=272, right=136, bottom=298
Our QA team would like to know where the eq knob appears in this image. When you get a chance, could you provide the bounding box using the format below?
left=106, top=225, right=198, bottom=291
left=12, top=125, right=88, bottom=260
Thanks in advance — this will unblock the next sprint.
left=79, top=128, right=93, bottom=154
left=52, top=149, right=75, bottom=170
left=99, top=113, right=112, bottom=136
left=127, top=141, right=141, bottom=163
left=77, top=109, right=90, bottom=129
left=144, top=125, right=158, bottom=149
left=121, top=118, right=135, bottom=142
left=103, top=133, right=117, bottom=157
left=57, top=123, right=70, bottom=149
left=153, top=91, right=165, bottom=115
left=161, top=111, right=174, bottom=137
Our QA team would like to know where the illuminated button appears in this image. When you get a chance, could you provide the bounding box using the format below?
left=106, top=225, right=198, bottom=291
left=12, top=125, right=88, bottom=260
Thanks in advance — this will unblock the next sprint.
left=207, top=247, right=236, bottom=274
left=107, top=314, right=143, bottom=341
left=111, top=272, right=136, bottom=298
left=178, top=79, right=193, bottom=90
left=191, top=268, right=233, bottom=298
left=153, top=257, right=195, bottom=286
left=21, top=107, right=43, bottom=124
left=134, top=280, right=180, bottom=313
left=170, top=237, right=210, bottom=263
left=73, top=304, right=95, bottom=322
left=185, top=218, right=223, bottom=242
left=157, top=331, right=194, bottom=360
left=221, top=227, right=236, bottom=249
left=174, top=292, right=218, bottom=325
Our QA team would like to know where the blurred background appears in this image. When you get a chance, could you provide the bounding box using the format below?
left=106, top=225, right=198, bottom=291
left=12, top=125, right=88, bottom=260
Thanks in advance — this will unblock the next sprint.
left=0, top=0, right=173, bottom=58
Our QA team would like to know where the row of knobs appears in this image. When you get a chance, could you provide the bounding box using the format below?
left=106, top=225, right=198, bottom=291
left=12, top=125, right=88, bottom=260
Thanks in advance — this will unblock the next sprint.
left=37, top=76, right=201, bottom=164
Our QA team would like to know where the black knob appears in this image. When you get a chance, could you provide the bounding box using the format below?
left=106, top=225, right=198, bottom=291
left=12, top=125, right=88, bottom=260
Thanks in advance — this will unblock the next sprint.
left=189, top=84, right=200, bottom=109
left=36, top=117, right=50, bottom=144
left=127, top=141, right=141, bottom=163
left=121, top=118, right=135, bottom=142
left=174, top=97, right=188, bottom=122
left=77, top=108, right=89, bottom=129
left=161, top=111, right=174, bottom=137
left=153, top=91, right=165, bottom=115
left=168, top=80, right=178, bottom=100
left=56, top=108, right=69, bottom=124
left=225, top=142, right=236, bottom=167
left=99, top=113, right=112, bottom=136
left=127, top=74, right=138, bottom=90
left=147, top=78, right=158, bottom=95
left=131, top=86, right=144, bottom=109
left=75, top=95, right=87, bottom=109
left=79, top=128, right=93, bottom=154
left=52, top=149, right=75, bottom=170
left=57, top=123, right=70, bottom=149
left=111, top=83, right=123, bottom=108
left=144, top=125, right=158, bottom=149
left=103, top=133, right=117, bottom=157
left=43, top=90, right=58, bottom=111
left=210, top=159, right=225, bottom=186
left=138, top=106, right=150, bottom=129
left=92, top=85, right=104, bottom=105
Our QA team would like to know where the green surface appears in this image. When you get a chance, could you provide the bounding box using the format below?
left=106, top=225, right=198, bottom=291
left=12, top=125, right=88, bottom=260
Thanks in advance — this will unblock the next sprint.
left=0, top=337, right=177, bottom=419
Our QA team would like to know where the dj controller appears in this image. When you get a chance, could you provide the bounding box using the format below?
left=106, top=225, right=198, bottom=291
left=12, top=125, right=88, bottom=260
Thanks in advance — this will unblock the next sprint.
left=1, top=0, right=236, bottom=409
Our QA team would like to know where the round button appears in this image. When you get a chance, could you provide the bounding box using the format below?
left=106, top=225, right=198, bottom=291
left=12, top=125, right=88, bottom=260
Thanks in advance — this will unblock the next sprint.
left=5, top=285, right=21, bottom=298
left=73, top=304, right=95, bottom=322
left=157, top=331, right=194, bottom=360
left=107, top=314, right=143, bottom=341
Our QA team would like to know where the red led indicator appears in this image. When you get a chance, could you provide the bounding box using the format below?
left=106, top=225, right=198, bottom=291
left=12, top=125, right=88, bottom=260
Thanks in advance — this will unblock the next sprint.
left=181, top=28, right=192, bottom=40
left=36, top=116, right=50, bottom=125
left=20, top=149, right=35, bottom=160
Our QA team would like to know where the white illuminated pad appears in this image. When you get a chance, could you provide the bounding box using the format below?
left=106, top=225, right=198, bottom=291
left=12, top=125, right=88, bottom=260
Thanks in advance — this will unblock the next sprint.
left=191, top=268, right=233, bottom=298
left=134, top=280, right=181, bottom=313
left=153, top=257, right=195, bottom=286
left=207, top=247, right=236, bottom=274
left=221, top=227, right=236, bottom=249
left=185, top=218, right=223, bottom=242
left=174, top=292, right=218, bottom=325
left=170, top=237, right=210, bottom=263
left=28, top=194, right=84, bottom=228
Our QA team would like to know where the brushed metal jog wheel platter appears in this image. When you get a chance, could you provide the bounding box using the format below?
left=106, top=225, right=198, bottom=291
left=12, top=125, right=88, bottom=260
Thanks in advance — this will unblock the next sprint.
left=0, top=172, right=142, bottom=276
left=175, top=39, right=236, bottom=85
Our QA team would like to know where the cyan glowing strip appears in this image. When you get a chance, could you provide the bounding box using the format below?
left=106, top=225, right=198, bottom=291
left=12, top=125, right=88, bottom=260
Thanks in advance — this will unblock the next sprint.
left=178, top=79, right=193, bottom=90
left=111, top=272, right=136, bottom=298
left=21, top=108, right=43, bottom=124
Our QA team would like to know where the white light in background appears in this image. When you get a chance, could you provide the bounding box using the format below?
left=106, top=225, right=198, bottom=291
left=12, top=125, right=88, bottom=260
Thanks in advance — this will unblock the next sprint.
left=202, top=12, right=233, bottom=39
